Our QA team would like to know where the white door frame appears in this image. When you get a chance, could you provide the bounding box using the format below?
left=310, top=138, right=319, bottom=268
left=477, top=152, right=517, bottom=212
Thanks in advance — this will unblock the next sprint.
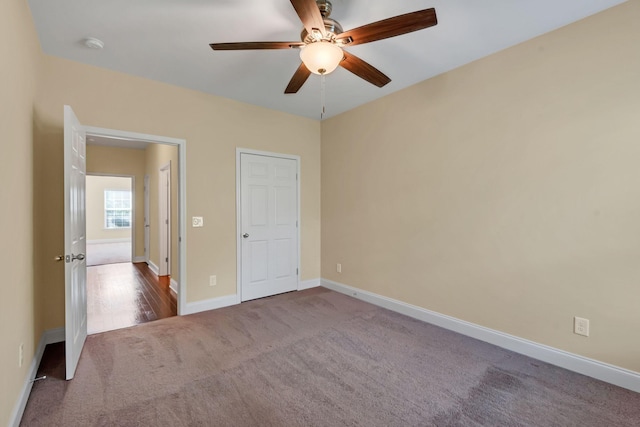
left=85, top=126, right=187, bottom=315
left=144, top=174, right=150, bottom=263
left=158, top=162, right=171, bottom=277
left=86, top=173, right=135, bottom=262
left=235, top=148, right=301, bottom=304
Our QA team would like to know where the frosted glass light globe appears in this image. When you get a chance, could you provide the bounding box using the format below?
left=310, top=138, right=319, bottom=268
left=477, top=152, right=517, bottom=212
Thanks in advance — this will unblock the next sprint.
left=300, top=41, right=343, bottom=75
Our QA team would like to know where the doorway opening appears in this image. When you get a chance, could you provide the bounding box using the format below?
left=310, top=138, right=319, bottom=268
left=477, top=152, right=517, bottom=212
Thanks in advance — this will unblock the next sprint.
left=83, top=129, right=184, bottom=334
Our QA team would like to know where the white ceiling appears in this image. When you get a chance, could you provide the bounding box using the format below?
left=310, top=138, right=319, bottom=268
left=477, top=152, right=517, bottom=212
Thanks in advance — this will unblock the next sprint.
left=28, top=0, right=625, bottom=120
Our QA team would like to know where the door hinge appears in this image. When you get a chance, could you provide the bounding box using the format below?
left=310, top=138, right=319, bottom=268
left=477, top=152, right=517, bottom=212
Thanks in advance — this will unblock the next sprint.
left=166, top=257, right=169, bottom=262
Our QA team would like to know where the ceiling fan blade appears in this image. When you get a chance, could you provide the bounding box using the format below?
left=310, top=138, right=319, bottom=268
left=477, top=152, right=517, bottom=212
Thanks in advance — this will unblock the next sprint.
left=210, top=41, right=304, bottom=50
left=290, top=0, right=327, bottom=38
left=340, top=51, right=391, bottom=88
left=337, top=8, right=437, bottom=46
left=285, top=63, right=312, bottom=94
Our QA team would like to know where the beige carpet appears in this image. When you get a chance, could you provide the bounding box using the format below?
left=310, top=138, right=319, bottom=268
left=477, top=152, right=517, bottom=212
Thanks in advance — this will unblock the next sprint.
left=86, top=241, right=131, bottom=266
left=21, top=288, right=640, bottom=426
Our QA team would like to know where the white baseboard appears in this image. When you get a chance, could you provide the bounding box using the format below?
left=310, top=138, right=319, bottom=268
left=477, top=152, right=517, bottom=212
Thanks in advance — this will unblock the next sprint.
left=147, top=260, right=159, bottom=276
left=9, top=327, right=65, bottom=427
left=170, top=278, right=178, bottom=295
left=133, top=256, right=146, bottom=263
left=299, top=278, right=320, bottom=290
left=87, top=238, right=131, bottom=244
left=321, top=278, right=640, bottom=394
left=183, top=294, right=238, bottom=315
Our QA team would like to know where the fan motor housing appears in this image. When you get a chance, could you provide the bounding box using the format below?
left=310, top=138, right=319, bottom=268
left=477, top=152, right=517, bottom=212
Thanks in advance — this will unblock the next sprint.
left=300, top=0, right=343, bottom=43
left=300, top=18, right=343, bottom=43
left=317, top=0, right=332, bottom=17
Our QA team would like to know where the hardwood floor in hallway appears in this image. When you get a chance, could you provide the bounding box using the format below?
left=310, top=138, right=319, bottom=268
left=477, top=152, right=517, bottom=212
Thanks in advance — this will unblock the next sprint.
left=87, top=262, right=177, bottom=334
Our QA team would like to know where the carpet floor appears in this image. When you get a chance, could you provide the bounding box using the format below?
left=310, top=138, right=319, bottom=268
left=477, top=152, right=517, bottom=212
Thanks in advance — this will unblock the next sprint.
left=21, top=287, right=640, bottom=426
left=86, top=242, right=131, bottom=266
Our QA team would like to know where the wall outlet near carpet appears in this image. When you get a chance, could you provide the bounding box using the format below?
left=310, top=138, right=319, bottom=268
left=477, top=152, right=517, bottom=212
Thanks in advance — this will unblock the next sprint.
left=209, top=275, right=217, bottom=287
left=337, top=263, right=342, bottom=273
left=192, top=216, right=204, bottom=227
left=574, top=316, right=590, bottom=337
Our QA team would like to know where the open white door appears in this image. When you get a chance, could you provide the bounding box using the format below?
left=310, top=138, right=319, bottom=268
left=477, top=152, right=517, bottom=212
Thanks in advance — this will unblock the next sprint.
left=64, top=105, right=88, bottom=380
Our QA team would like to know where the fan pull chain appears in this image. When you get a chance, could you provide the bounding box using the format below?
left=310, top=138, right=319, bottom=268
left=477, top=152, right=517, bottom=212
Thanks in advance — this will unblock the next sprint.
left=320, top=74, right=326, bottom=120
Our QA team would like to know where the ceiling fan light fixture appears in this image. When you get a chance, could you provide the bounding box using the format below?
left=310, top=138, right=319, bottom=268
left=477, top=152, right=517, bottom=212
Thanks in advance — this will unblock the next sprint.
left=300, top=41, right=343, bottom=75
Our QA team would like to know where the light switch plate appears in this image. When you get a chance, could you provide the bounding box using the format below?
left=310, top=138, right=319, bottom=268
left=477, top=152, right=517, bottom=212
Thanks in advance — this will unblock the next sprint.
left=192, top=216, right=204, bottom=227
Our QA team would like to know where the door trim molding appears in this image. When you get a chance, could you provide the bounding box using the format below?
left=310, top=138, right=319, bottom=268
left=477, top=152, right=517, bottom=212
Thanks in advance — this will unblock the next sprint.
left=235, top=148, right=301, bottom=304
left=85, top=126, right=187, bottom=315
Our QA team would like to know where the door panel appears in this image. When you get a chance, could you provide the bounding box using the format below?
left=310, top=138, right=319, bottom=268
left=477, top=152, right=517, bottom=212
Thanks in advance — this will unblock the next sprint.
left=241, top=153, right=298, bottom=301
left=250, top=240, right=269, bottom=282
left=158, top=163, right=171, bottom=276
left=64, top=105, right=87, bottom=380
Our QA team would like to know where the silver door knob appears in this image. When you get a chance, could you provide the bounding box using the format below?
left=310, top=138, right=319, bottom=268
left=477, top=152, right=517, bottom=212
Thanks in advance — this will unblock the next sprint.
left=242, top=233, right=249, bottom=238
left=72, top=253, right=85, bottom=261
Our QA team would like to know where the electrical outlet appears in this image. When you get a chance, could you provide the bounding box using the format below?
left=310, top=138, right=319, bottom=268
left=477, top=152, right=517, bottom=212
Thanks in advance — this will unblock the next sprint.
left=337, top=263, right=342, bottom=273
left=192, top=216, right=204, bottom=227
left=209, top=275, right=217, bottom=287
left=574, top=317, right=590, bottom=337
left=19, top=343, right=24, bottom=367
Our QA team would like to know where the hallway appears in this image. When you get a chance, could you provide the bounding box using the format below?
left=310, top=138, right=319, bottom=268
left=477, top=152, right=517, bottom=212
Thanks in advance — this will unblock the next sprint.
left=87, top=262, right=177, bottom=334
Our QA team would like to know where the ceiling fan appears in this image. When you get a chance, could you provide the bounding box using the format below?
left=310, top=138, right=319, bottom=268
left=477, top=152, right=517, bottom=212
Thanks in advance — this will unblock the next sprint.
left=210, top=0, right=438, bottom=94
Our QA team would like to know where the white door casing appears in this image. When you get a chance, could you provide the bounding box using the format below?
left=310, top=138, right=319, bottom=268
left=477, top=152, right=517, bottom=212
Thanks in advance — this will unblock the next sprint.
left=78, top=125, right=186, bottom=315
left=239, top=152, right=299, bottom=302
left=159, top=162, right=171, bottom=276
left=63, top=105, right=88, bottom=380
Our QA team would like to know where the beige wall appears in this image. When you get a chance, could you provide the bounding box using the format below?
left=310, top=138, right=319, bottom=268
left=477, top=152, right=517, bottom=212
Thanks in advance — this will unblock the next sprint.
left=87, top=145, right=146, bottom=256
left=86, top=175, right=132, bottom=241
left=321, top=1, right=640, bottom=373
left=8, top=1, right=636, bottom=421
left=145, top=143, right=179, bottom=278
left=0, top=0, right=41, bottom=424
left=33, top=53, right=321, bottom=325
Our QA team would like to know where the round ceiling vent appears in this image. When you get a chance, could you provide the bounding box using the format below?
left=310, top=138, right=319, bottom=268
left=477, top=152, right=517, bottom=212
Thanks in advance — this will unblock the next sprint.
left=84, top=37, right=104, bottom=49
